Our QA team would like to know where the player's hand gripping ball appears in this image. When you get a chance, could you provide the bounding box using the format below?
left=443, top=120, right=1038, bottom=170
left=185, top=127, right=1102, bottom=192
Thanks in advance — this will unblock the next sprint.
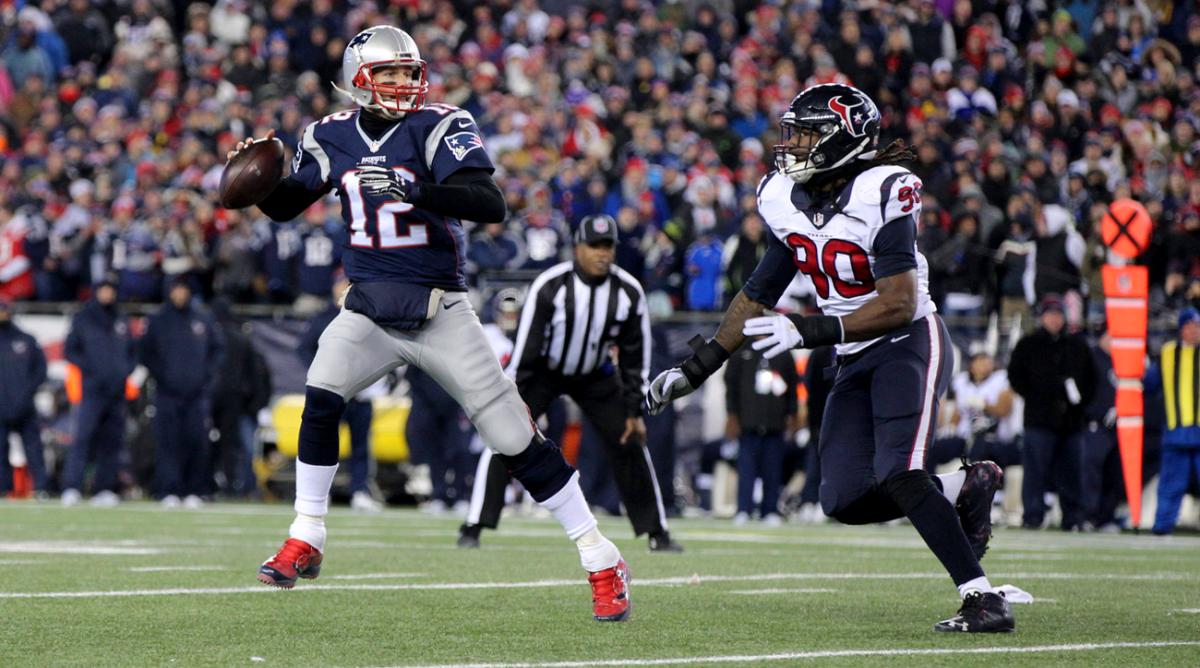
left=220, top=130, right=284, bottom=209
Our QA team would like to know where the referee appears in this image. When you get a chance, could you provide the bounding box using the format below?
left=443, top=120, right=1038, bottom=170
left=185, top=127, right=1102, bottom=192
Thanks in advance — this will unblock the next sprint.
left=458, top=215, right=681, bottom=552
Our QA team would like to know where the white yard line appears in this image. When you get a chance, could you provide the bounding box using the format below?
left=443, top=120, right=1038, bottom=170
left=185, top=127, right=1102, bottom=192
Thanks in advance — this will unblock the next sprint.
left=385, top=641, right=1200, bottom=668
left=727, top=588, right=838, bottom=595
left=2, top=570, right=1195, bottom=599
left=323, top=573, right=426, bottom=580
left=0, top=542, right=163, bottom=555
left=1174, top=609, right=1200, bottom=614
left=126, top=566, right=230, bottom=572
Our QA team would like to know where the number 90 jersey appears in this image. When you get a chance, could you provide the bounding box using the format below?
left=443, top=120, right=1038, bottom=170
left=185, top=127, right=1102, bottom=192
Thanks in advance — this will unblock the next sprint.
left=756, top=165, right=936, bottom=355
left=287, top=104, right=493, bottom=289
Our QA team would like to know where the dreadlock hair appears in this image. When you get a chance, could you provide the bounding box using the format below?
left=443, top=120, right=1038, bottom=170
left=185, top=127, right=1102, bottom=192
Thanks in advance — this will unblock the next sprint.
left=805, top=139, right=918, bottom=200
left=867, top=139, right=917, bottom=167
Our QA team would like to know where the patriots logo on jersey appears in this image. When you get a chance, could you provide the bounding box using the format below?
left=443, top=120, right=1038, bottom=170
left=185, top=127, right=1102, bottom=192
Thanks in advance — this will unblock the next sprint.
left=444, top=132, right=483, bottom=161
left=828, top=94, right=875, bottom=138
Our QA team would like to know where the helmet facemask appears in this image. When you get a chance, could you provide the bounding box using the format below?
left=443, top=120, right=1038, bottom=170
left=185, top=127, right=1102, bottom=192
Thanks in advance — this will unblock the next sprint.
left=353, top=60, right=429, bottom=119
left=773, top=117, right=840, bottom=184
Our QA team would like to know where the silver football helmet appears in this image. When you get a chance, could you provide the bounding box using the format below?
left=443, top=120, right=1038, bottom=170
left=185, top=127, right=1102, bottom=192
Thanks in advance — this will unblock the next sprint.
left=335, top=26, right=428, bottom=118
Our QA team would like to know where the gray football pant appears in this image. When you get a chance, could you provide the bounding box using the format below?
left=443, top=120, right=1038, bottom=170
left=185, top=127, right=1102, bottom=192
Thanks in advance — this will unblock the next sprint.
left=305, top=292, right=534, bottom=456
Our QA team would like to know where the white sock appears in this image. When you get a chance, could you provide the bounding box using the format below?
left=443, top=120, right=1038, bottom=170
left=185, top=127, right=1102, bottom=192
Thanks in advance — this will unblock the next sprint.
left=289, top=513, right=327, bottom=552
left=957, top=576, right=992, bottom=598
left=539, top=472, right=598, bottom=540
left=937, top=470, right=967, bottom=504
left=575, top=527, right=621, bottom=573
left=295, top=461, right=338, bottom=516
left=537, top=472, right=620, bottom=572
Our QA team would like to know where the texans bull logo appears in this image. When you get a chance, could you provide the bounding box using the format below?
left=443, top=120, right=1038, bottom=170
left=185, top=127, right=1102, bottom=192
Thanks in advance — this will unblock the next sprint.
left=828, top=94, right=874, bottom=138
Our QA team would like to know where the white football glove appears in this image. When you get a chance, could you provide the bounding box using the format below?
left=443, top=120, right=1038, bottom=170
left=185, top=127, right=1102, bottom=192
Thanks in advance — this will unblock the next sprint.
left=357, top=165, right=413, bottom=201
left=644, top=367, right=695, bottom=416
left=743, top=313, right=802, bottom=359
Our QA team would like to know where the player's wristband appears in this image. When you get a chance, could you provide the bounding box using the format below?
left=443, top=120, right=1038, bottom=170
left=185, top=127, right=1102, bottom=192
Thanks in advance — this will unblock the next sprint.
left=679, top=336, right=731, bottom=386
left=787, top=314, right=844, bottom=347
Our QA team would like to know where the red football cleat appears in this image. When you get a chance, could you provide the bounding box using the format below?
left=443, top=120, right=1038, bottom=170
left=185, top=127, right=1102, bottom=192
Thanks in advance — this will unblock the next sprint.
left=257, top=538, right=323, bottom=588
left=588, top=558, right=631, bottom=622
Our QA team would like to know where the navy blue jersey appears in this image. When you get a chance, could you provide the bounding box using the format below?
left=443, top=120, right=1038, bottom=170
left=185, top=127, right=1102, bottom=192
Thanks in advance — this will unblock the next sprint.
left=297, top=220, right=345, bottom=297
left=255, top=219, right=301, bottom=297
left=287, top=105, right=493, bottom=289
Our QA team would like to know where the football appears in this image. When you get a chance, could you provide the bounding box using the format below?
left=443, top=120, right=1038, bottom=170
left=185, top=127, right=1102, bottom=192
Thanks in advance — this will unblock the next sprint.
left=219, top=137, right=284, bottom=209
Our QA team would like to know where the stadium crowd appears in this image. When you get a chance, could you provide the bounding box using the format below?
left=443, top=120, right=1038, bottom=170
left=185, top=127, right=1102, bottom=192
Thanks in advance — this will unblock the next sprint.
left=0, top=0, right=1198, bottom=320
left=1, top=1, right=1199, bottom=530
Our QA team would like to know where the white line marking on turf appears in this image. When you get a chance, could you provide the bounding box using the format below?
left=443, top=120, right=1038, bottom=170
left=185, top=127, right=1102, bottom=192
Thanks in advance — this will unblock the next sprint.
left=3, top=570, right=1195, bottom=599
left=126, top=566, right=229, bottom=572
left=1174, top=609, right=1200, bottom=614
left=0, top=542, right=164, bottom=555
left=324, top=573, right=426, bottom=580
left=727, top=588, right=837, bottom=595
left=385, top=641, right=1200, bottom=668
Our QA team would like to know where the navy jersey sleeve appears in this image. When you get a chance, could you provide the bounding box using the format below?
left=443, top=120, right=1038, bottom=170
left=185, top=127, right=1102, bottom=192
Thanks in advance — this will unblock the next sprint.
left=872, top=215, right=918, bottom=279
left=287, top=121, right=333, bottom=191
left=426, top=110, right=494, bottom=183
left=741, top=233, right=797, bottom=306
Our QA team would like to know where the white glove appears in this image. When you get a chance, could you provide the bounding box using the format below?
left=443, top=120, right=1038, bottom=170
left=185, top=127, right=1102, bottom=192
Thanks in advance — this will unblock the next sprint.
left=743, top=314, right=802, bottom=359
left=357, top=165, right=413, bottom=200
left=644, top=367, right=695, bottom=416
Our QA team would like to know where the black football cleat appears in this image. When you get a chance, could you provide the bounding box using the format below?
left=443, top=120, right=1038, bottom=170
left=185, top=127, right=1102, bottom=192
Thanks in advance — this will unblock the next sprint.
left=648, top=531, right=683, bottom=553
left=934, top=591, right=1015, bottom=633
left=457, top=523, right=481, bottom=549
left=956, top=461, right=1003, bottom=560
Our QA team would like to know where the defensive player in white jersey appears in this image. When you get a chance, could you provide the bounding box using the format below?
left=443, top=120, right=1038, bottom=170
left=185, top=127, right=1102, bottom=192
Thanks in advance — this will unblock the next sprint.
left=645, top=84, right=1013, bottom=633
left=228, top=26, right=630, bottom=622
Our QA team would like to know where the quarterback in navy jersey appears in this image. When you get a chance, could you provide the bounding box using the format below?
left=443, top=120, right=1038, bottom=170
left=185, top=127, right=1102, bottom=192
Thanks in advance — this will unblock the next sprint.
left=230, top=26, right=630, bottom=622
left=645, top=84, right=1014, bottom=633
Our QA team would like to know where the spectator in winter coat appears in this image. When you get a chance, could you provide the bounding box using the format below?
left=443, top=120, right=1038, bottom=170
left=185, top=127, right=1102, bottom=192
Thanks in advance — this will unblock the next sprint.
left=1008, top=295, right=1096, bottom=530
left=61, top=277, right=136, bottom=506
left=0, top=297, right=48, bottom=496
left=141, top=279, right=224, bottom=507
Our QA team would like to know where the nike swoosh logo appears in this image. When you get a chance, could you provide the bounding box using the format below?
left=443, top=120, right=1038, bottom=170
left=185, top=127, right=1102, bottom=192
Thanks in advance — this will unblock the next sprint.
left=890, top=334, right=911, bottom=343
left=442, top=302, right=454, bottom=310
left=456, top=120, right=471, bottom=129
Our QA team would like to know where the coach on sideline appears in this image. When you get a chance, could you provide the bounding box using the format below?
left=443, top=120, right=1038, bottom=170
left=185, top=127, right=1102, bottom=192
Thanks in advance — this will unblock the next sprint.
left=459, top=215, right=681, bottom=552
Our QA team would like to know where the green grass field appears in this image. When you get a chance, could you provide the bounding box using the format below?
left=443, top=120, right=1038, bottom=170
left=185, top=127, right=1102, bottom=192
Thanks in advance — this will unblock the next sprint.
left=1, top=502, right=1198, bottom=667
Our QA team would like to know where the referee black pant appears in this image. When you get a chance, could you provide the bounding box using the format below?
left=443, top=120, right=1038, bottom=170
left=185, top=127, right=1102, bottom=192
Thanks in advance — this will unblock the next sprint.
left=466, top=370, right=668, bottom=537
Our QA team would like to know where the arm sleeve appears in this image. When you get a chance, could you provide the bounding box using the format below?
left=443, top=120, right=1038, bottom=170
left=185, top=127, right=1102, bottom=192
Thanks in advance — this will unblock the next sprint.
left=409, top=168, right=507, bottom=224
left=256, top=122, right=334, bottom=221
left=616, top=282, right=651, bottom=418
left=257, top=179, right=330, bottom=222
left=872, top=215, right=919, bottom=279
left=741, top=233, right=797, bottom=307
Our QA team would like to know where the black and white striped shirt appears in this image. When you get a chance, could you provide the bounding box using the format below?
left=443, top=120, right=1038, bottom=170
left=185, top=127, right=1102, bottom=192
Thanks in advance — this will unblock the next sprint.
left=508, top=261, right=651, bottom=416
